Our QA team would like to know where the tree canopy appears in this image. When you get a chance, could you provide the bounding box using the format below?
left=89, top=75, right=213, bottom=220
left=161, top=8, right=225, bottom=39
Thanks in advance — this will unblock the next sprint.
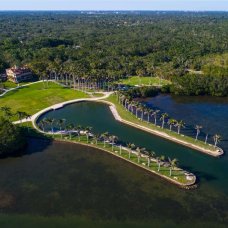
left=0, top=11, right=227, bottom=96
left=0, top=117, right=26, bottom=157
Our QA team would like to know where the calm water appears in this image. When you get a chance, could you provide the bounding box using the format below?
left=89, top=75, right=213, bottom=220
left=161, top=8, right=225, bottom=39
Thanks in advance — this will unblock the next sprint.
left=0, top=95, right=228, bottom=226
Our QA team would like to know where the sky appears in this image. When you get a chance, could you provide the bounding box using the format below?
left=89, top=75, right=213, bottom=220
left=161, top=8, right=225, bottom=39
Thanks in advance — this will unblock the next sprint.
left=0, top=0, right=228, bottom=11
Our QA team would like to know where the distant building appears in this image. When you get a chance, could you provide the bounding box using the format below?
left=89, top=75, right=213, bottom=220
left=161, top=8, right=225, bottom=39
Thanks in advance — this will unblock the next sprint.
left=6, top=66, right=33, bottom=83
left=0, top=73, right=7, bottom=82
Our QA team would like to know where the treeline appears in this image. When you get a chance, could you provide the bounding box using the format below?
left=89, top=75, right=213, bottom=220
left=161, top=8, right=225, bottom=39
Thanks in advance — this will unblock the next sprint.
left=168, top=74, right=228, bottom=96
left=0, top=11, right=227, bottom=95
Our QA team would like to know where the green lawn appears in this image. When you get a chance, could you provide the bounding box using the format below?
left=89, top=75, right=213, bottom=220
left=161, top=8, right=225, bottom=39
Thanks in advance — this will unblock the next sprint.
left=104, top=94, right=217, bottom=153
left=117, top=76, right=170, bottom=87
left=0, top=82, right=89, bottom=118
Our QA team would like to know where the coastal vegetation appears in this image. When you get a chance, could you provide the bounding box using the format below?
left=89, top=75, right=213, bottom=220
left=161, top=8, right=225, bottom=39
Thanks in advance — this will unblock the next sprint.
left=0, top=116, right=26, bottom=157
left=104, top=93, right=222, bottom=154
left=0, top=12, right=227, bottom=96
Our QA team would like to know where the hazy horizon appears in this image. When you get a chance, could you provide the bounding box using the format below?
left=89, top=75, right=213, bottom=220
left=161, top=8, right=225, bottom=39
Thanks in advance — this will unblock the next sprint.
left=0, top=0, right=227, bottom=11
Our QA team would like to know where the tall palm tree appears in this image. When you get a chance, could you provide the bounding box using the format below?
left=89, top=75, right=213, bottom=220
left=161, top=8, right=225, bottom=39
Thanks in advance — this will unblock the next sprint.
left=175, top=120, right=185, bottom=134
left=144, top=108, right=152, bottom=123
left=168, top=158, right=179, bottom=176
left=93, top=134, right=100, bottom=145
left=136, top=147, right=145, bottom=163
left=38, top=119, right=46, bottom=132
left=46, top=118, right=55, bottom=134
left=127, top=143, right=136, bottom=159
left=160, top=113, right=168, bottom=129
left=57, top=119, right=66, bottom=138
left=157, top=155, right=165, bottom=172
left=109, top=135, right=118, bottom=151
left=85, top=126, right=93, bottom=143
left=139, top=105, right=146, bottom=121
left=136, top=147, right=141, bottom=163
left=77, top=125, right=82, bottom=141
left=205, top=133, right=208, bottom=144
left=101, top=132, right=109, bottom=148
left=151, top=110, right=160, bottom=125
left=136, top=106, right=141, bottom=119
left=195, top=125, right=202, bottom=141
left=66, top=123, right=75, bottom=140
left=119, top=144, right=122, bottom=155
left=147, top=151, right=156, bottom=167
left=213, top=134, right=221, bottom=148
left=168, top=118, right=176, bottom=131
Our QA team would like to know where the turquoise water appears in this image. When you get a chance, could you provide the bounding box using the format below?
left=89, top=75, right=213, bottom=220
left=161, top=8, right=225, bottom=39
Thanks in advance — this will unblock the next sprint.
left=0, top=95, right=227, bottom=226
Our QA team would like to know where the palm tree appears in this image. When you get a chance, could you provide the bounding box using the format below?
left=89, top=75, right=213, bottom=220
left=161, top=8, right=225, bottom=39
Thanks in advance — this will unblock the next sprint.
left=136, top=147, right=141, bottom=163
left=118, top=144, right=122, bottom=154
left=109, top=135, right=118, bottom=151
left=85, top=126, right=93, bottom=143
left=139, top=105, right=146, bottom=121
left=136, top=147, right=145, bottom=163
left=160, top=113, right=168, bottom=129
left=38, top=119, right=46, bottom=132
left=205, top=133, right=208, bottom=144
left=168, top=158, right=179, bottom=176
left=77, top=125, right=82, bottom=141
left=151, top=110, right=160, bottom=125
left=157, top=155, right=165, bottom=172
left=57, top=119, right=66, bottom=138
left=66, top=123, right=75, bottom=140
left=127, top=143, right=135, bottom=159
left=101, top=132, right=109, bottom=148
left=213, top=134, right=221, bottom=148
left=195, top=125, right=202, bottom=141
left=147, top=151, right=156, bottom=167
left=136, top=106, right=141, bottom=119
left=46, top=118, right=55, bottom=134
left=144, top=108, right=152, bottom=123
left=175, top=120, right=185, bottom=134
left=168, top=118, right=176, bottom=131
left=93, top=134, right=100, bottom=145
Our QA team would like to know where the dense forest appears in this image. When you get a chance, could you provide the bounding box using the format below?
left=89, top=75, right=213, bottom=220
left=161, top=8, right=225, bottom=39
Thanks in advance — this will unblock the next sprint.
left=0, top=11, right=227, bottom=95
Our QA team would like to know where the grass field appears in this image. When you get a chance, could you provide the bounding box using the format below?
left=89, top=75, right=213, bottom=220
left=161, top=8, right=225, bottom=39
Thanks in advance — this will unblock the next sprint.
left=117, top=76, right=170, bottom=87
left=0, top=82, right=88, bottom=119
left=104, top=94, right=217, bottom=153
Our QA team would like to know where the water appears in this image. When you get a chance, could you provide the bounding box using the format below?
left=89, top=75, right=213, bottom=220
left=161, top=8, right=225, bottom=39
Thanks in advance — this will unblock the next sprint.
left=1, top=95, right=228, bottom=226
left=144, top=94, right=228, bottom=146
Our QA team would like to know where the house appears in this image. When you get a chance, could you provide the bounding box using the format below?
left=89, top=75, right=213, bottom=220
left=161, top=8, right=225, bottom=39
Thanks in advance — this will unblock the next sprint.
left=6, top=66, right=33, bottom=83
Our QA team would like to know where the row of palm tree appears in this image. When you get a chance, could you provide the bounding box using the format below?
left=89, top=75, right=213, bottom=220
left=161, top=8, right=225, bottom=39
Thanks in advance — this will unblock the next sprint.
left=39, top=118, right=180, bottom=176
left=117, top=92, right=222, bottom=148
